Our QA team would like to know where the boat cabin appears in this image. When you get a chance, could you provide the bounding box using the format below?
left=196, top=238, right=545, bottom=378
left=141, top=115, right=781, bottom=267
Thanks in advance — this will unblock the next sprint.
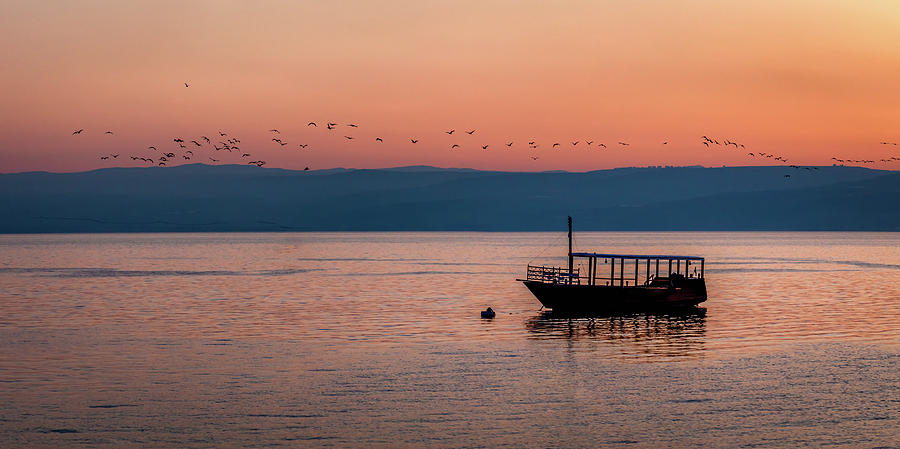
left=526, top=253, right=705, bottom=287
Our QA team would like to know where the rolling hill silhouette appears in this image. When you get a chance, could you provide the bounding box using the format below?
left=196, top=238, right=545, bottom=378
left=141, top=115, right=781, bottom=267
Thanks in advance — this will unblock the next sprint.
left=1, top=164, right=897, bottom=232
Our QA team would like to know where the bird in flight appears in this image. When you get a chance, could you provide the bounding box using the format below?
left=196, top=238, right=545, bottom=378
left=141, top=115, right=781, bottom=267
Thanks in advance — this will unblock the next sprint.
left=308, top=122, right=317, bottom=127
left=411, top=139, right=418, bottom=143
left=304, top=166, right=310, bottom=171
left=201, top=136, right=210, bottom=143
left=104, top=131, right=114, bottom=135
left=375, top=137, right=383, bottom=143
left=344, top=136, right=354, bottom=140
left=598, top=143, right=607, bottom=148
left=451, top=144, right=460, bottom=149
left=446, top=129, right=455, bottom=135
left=586, top=141, right=593, bottom=146
left=298, top=144, right=309, bottom=149
left=618, top=141, right=630, bottom=146
left=269, top=129, right=280, bottom=133
left=552, top=143, right=560, bottom=148
left=465, top=130, right=476, bottom=135
left=72, top=129, right=84, bottom=135
left=663, top=141, right=668, bottom=145
left=147, top=146, right=157, bottom=151
left=482, top=145, right=489, bottom=150
left=209, top=157, right=219, bottom=162
left=191, top=140, right=201, bottom=146
left=111, top=154, right=119, bottom=158
left=530, top=156, right=539, bottom=160
left=242, top=153, right=250, bottom=157
left=528, top=141, right=535, bottom=145
left=506, top=142, right=513, bottom=147
left=702, top=141, right=709, bottom=147
left=347, top=123, right=358, bottom=128
left=219, top=131, right=227, bottom=136
left=184, top=82, right=189, bottom=88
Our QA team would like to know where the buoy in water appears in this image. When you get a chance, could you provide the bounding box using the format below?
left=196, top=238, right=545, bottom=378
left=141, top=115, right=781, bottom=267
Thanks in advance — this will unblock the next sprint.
left=481, top=307, right=495, bottom=319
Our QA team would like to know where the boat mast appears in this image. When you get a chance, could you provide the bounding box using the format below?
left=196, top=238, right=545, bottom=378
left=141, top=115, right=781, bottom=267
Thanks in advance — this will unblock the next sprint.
left=567, top=216, right=573, bottom=280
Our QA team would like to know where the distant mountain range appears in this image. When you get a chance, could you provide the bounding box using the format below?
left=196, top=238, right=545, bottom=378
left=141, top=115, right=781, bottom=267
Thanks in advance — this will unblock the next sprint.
left=1, top=164, right=898, bottom=232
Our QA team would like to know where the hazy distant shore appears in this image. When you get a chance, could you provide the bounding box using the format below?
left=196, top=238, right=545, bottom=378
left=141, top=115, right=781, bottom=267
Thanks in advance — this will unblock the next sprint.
left=2, top=164, right=898, bottom=233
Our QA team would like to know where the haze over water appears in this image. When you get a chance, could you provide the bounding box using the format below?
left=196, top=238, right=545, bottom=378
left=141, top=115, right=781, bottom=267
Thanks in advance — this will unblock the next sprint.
left=1, top=232, right=899, bottom=447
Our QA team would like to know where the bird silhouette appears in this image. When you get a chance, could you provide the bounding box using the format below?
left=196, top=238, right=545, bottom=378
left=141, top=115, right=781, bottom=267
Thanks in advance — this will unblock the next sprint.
left=111, top=154, right=119, bottom=158
left=465, top=129, right=476, bottom=135
left=586, top=141, right=593, bottom=146
left=104, top=131, right=114, bottom=135
left=572, top=141, right=579, bottom=146
left=451, top=144, right=460, bottom=149
left=242, top=153, right=250, bottom=157
left=201, top=136, right=210, bottom=143
left=304, top=166, right=310, bottom=171
left=72, top=129, right=84, bottom=134
left=210, top=157, right=219, bottom=162
left=598, top=143, right=606, bottom=148
left=446, top=129, right=455, bottom=135
left=506, top=142, right=513, bottom=147
left=219, top=132, right=227, bottom=136
left=269, top=129, right=280, bottom=133
left=191, top=140, right=201, bottom=146
left=184, top=82, right=189, bottom=88
left=482, top=145, right=489, bottom=150
left=148, top=146, right=157, bottom=151
left=530, top=156, right=539, bottom=160
left=552, top=143, right=560, bottom=147
left=375, top=137, right=383, bottom=143
left=347, top=124, right=358, bottom=128
left=308, top=122, right=317, bottom=127
left=411, top=139, right=418, bottom=143
left=344, top=136, right=354, bottom=140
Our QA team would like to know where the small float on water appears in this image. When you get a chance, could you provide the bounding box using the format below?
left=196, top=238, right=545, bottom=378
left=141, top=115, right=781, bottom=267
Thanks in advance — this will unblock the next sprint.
left=480, top=307, right=496, bottom=319
left=518, top=217, right=707, bottom=312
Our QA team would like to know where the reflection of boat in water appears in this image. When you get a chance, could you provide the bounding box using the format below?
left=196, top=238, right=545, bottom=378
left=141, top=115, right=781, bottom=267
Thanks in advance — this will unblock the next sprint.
left=519, top=217, right=707, bottom=311
left=525, top=309, right=707, bottom=359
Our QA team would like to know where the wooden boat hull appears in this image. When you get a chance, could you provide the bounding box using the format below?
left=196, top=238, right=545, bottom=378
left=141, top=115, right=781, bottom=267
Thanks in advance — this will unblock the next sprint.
left=522, top=278, right=706, bottom=311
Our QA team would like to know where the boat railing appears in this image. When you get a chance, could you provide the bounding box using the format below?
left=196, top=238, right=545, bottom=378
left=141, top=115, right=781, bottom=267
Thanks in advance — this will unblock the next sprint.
left=526, top=265, right=581, bottom=285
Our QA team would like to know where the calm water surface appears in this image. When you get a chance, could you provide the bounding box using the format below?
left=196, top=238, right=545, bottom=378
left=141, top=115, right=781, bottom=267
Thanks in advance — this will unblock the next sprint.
left=1, top=232, right=899, bottom=448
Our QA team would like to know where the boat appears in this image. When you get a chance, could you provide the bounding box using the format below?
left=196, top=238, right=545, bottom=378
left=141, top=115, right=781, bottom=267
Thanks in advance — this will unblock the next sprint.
left=518, top=217, right=707, bottom=311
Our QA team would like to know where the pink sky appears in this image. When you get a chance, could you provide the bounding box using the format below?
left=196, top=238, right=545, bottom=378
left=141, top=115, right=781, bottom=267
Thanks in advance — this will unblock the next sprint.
left=2, top=0, right=900, bottom=173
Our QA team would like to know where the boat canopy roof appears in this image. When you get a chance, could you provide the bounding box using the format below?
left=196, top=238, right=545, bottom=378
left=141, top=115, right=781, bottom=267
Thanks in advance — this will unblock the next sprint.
left=571, top=252, right=704, bottom=261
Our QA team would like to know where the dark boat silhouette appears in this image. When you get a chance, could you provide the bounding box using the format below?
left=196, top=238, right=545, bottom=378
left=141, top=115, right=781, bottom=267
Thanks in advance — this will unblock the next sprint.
left=519, top=217, right=707, bottom=311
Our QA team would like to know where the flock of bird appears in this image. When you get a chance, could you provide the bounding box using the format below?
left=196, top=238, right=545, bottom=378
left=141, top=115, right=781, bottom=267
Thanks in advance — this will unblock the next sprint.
left=72, top=112, right=898, bottom=177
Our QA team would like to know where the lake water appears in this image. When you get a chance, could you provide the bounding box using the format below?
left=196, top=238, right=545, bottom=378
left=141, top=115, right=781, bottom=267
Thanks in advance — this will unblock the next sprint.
left=1, top=232, right=899, bottom=448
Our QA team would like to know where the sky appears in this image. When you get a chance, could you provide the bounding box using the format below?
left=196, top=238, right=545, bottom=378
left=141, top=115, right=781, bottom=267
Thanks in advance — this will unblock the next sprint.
left=1, top=0, right=900, bottom=173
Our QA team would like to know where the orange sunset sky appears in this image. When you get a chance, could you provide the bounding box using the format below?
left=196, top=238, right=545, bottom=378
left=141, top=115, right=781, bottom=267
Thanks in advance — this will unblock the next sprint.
left=1, top=0, right=899, bottom=173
